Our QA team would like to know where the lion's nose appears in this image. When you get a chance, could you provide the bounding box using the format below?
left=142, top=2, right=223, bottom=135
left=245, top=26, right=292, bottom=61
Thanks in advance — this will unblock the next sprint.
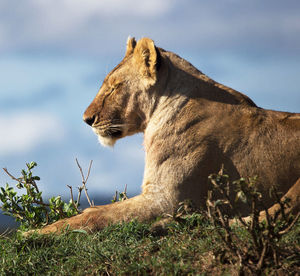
left=83, top=115, right=96, bottom=126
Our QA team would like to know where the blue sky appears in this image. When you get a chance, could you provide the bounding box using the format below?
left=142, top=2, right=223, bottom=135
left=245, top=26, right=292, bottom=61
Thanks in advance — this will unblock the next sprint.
left=0, top=0, right=299, bottom=207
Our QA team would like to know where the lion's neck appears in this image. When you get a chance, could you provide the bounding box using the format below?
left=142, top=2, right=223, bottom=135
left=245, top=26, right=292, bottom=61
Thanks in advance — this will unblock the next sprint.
left=142, top=50, right=259, bottom=151
left=163, top=50, right=256, bottom=107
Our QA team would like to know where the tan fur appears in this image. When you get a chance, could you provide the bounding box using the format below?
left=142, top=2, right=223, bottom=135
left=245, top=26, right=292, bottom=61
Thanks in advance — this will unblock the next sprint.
left=38, top=37, right=300, bottom=234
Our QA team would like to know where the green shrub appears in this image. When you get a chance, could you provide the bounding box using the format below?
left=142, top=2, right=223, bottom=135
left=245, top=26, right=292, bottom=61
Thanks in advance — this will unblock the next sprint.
left=207, top=168, right=300, bottom=274
left=0, top=162, right=78, bottom=231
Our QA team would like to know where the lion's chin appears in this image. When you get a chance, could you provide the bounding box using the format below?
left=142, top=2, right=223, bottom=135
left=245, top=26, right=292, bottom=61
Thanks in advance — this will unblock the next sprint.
left=97, top=135, right=117, bottom=147
left=92, top=128, right=117, bottom=147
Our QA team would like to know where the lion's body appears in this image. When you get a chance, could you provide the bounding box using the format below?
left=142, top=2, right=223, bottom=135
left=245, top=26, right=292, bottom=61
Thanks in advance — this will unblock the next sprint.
left=40, top=38, right=300, bottom=233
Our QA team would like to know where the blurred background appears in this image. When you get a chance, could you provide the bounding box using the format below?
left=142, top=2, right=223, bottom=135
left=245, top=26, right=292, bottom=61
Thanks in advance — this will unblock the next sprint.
left=0, top=0, right=299, bottom=230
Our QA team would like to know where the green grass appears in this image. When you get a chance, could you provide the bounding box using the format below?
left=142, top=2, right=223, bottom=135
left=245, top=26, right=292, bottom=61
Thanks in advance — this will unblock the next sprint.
left=0, top=213, right=299, bottom=275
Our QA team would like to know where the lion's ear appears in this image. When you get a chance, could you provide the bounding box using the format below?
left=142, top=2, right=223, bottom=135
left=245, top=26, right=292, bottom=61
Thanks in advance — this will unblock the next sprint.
left=134, top=38, right=158, bottom=86
left=125, top=36, right=137, bottom=57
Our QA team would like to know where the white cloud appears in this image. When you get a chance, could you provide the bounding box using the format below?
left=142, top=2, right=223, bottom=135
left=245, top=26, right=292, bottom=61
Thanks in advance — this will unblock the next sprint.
left=55, top=0, right=172, bottom=17
left=0, top=0, right=173, bottom=48
left=1, top=0, right=299, bottom=57
left=0, top=112, right=65, bottom=156
left=37, top=0, right=172, bottom=18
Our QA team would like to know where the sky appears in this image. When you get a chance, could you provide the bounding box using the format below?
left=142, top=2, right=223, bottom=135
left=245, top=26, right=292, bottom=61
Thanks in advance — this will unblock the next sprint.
left=0, top=0, right=299, bottom=216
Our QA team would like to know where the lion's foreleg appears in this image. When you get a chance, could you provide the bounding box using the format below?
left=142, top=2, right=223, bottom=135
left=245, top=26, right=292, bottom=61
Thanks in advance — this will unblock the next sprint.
left=234, top=178, right=300, bottom=226
left=33, top=194, right=167, bottom=234
left=257, top=178, right=300, bottom=222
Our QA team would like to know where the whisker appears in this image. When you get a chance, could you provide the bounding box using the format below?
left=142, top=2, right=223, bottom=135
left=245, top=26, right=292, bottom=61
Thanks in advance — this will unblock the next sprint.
left=109, top=125, right=126, bottom=129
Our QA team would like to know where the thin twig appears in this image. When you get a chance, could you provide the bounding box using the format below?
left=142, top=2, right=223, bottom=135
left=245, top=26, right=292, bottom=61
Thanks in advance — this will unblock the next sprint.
left=113, top=191, right=118, bottom=202
left=86, top=160, right=93, bottom=183
left=67, top=185, right=80, bottom=213
left=3, top=168, right=22, bottom=183
left=76, top=159, right=94, bottom=207
left=257, top=240, right=267, bottom=270
left=122, top=184, right=128, bottom=200
left=0, top=228, right=15, bottom=238
left=273, top=187, right=287, bottom=221
left=278, top=212, right=300, bottom=235
left=77, top=187, right=83, bottom=207
left=67, top=185, right=74, bottom=205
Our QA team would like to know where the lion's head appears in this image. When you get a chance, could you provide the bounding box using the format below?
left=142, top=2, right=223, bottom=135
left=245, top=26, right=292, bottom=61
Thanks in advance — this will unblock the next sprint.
left=83, top=37, right=160, bottom=147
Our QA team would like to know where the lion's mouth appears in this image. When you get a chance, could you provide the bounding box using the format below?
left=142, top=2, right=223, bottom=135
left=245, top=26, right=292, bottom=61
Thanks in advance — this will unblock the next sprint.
left=106, top=128, right=123, bottom=138
left=92, top=123, right=125, bottom=147
left=94, top=127, right=123, bottom=138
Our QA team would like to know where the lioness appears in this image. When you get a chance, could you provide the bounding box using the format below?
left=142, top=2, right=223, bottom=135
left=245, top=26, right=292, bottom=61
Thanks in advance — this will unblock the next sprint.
left=40, top=37, right=300, bottom=234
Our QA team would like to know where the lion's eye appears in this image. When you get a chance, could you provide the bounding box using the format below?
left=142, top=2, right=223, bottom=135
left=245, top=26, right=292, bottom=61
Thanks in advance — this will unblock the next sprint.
left=105, top=87, right=115, bottom=96
left=109, top=83, right=121, bottom=94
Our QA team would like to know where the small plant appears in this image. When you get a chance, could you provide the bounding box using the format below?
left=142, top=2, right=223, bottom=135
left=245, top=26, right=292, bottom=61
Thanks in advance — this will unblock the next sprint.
left=0, top=161, right=94, bottom=231
left=111, top=184, right=129, bottom=203
left=206, top=167, right=300, bottom=274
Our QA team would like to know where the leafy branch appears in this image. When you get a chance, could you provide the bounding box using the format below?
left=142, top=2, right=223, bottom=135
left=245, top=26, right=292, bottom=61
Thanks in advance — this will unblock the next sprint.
left=0, top=160, right=94, bottom=231
left=206, top=167, right=300, bottom=273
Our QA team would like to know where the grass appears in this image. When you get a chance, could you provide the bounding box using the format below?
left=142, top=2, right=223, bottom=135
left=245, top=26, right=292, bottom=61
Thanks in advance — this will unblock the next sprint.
left=0, top=213, right=299, bottom=275
left=1, top=165, right=299, bottom=274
